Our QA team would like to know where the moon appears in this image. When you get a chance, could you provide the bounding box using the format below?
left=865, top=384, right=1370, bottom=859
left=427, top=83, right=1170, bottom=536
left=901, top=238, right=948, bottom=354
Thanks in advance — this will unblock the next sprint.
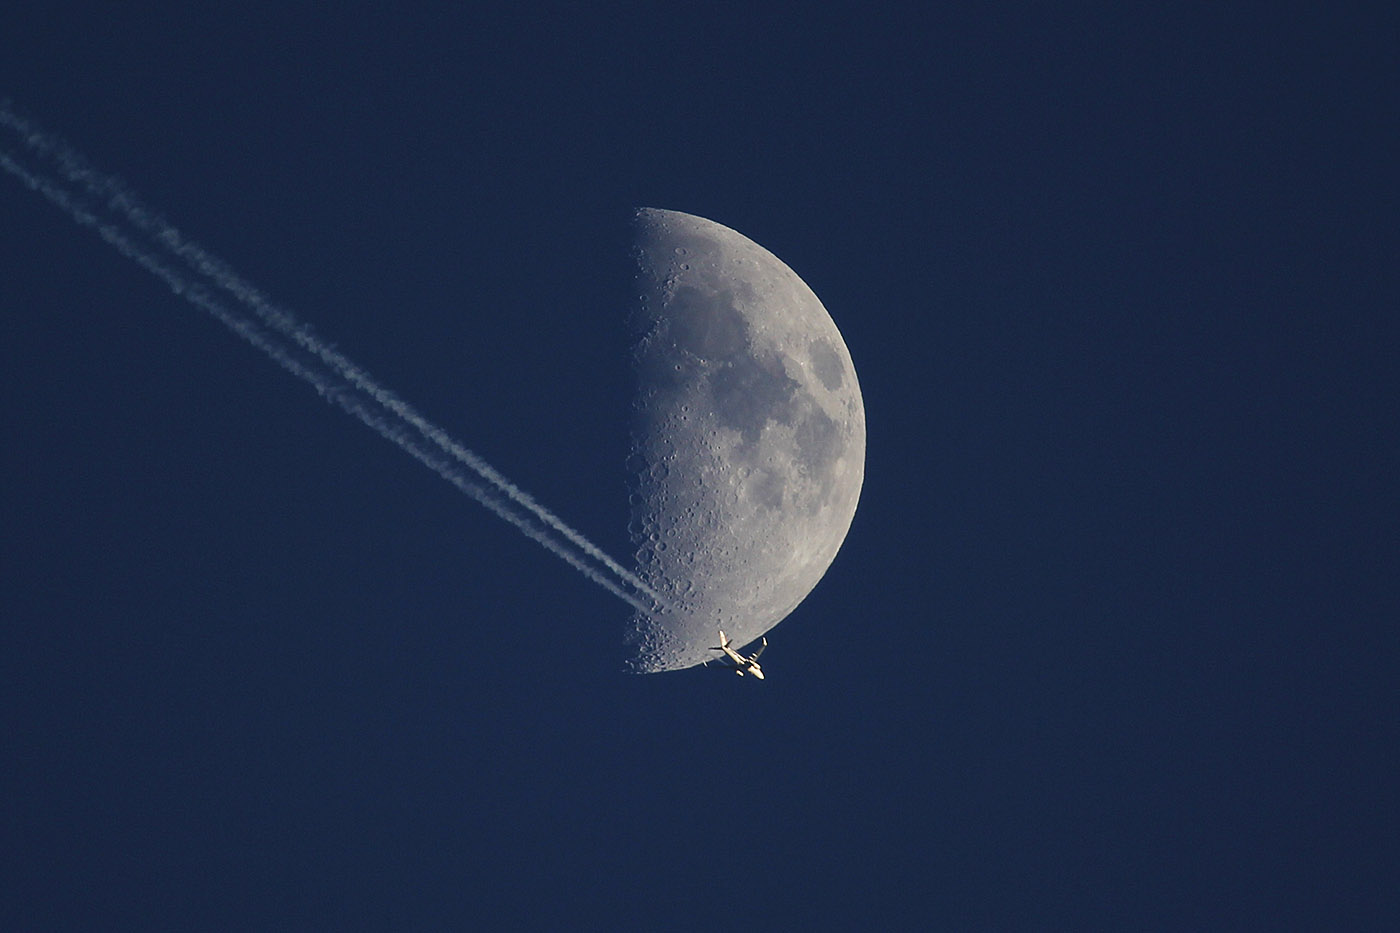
left=625, top=208, right=866, bottom=673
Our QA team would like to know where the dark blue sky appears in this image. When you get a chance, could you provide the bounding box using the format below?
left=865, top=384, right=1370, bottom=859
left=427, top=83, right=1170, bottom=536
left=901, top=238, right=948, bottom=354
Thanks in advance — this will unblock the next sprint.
left=3, top=4, right=1395, bottom=928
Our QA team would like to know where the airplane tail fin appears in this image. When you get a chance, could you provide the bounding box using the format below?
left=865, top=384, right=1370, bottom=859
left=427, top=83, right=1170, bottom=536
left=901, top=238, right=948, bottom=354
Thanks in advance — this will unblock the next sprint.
left=710, top=630, right=729, bottom=651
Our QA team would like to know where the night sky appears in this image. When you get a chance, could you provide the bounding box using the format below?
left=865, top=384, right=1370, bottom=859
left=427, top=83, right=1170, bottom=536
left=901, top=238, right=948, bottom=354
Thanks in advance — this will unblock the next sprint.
left=3, top=5, right=1395, bottom=929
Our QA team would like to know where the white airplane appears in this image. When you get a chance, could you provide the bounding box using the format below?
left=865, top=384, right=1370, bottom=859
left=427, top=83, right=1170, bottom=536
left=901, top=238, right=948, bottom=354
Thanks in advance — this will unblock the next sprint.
left=708, top=630, right=767, bottom=679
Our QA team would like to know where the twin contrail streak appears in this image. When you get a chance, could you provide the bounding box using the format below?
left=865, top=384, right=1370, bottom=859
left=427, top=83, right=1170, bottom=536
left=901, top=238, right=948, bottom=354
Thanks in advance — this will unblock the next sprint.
left=1, top=104, right=660, bottom=614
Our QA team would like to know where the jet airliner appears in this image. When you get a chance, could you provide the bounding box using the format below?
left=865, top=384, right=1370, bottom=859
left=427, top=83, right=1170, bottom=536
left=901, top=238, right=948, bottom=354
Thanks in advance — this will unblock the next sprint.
left=708, top=630, right=767, bottom=679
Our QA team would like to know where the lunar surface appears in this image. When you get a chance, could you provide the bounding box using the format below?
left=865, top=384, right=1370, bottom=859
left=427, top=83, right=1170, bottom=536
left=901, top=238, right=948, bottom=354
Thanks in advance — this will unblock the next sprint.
left=626, top=208, right=866, bottom=673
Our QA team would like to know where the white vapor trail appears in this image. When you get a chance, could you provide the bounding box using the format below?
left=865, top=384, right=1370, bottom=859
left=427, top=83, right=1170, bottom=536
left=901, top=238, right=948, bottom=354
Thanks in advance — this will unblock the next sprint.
left=1, top=106, right=660, bottom=614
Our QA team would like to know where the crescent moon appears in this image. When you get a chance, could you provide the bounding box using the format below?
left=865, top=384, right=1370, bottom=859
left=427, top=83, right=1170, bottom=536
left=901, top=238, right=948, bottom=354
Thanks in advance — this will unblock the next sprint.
left=626, top=208, right=866, bottom=672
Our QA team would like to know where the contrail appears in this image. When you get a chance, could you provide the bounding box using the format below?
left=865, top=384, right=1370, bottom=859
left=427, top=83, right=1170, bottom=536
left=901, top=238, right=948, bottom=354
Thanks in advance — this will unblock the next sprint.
left=1, top=110, right=659, bottom=614
left=0, top=103, right=660, bottom=608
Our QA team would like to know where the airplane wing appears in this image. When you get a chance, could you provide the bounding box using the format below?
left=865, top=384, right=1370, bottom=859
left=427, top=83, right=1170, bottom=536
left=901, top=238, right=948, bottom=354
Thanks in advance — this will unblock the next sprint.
left=749, top=637, right=767, bottom=660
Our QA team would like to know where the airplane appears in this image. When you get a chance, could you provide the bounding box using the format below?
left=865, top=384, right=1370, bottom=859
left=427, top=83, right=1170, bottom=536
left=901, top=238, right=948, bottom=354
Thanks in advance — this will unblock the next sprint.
left=708, top=630, right=767, bottom=679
